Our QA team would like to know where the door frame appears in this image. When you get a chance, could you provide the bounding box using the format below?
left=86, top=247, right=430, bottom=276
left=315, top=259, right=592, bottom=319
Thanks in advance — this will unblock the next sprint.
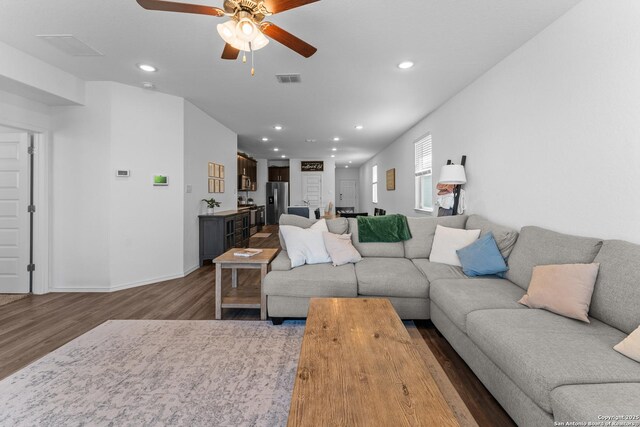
left=0, top=119, right=50, bottom=295
left=338, top=179, right=359, bottom=212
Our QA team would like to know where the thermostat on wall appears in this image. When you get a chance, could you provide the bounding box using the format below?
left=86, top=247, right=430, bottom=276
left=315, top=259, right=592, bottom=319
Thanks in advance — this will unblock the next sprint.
left=116, top=170, right=130, bottom=177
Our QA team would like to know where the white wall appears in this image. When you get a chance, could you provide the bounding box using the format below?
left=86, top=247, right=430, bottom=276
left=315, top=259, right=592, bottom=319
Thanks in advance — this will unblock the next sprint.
left=335, top=167, right=360, bottom=211
left=109, top=83, right=185, bottom=289
left=0, top=89, right=50, bottom=132
left=0, top=41, right=85, bottom=105
left=289, top=159, right=336, bottom=212
left=51, top=82, right=188, bottom=291
left=51, top=82, right=112, bottom=290
left=361, top=0, right=640, bottom=243
left=183, top=101, right=237, bottom=273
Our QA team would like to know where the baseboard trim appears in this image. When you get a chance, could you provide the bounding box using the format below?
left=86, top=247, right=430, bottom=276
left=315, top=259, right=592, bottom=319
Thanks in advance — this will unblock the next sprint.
left=50, top=272, right=188, bottom=293
left=183, top=264, right=200, bottom=276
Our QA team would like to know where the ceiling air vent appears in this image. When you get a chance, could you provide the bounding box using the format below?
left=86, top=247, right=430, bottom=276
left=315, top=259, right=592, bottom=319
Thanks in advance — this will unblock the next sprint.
left=36, top=34, right=103, bottom=56
left=276, top=74, right=302, bottom=84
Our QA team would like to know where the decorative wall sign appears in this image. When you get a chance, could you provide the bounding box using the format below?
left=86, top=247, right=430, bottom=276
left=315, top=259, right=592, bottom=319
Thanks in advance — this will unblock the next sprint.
left=153, top=175, right=168, bottom=186
left=301, top=161, right=324, bottom=172
left=386, top=168, right=396, bottom=191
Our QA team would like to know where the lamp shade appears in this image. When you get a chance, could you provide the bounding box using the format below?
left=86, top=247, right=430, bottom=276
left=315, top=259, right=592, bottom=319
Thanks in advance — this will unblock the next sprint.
left=439, top=164, right=467, bottom=184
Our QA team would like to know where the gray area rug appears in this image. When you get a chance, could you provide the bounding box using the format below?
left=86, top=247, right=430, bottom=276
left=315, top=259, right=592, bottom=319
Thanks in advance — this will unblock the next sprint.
left=0, top=320, right=305, bottom=426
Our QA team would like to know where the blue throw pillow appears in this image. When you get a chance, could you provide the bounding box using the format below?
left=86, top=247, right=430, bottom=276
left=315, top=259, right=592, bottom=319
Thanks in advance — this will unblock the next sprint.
left=456, top=232, right=508, bottom=277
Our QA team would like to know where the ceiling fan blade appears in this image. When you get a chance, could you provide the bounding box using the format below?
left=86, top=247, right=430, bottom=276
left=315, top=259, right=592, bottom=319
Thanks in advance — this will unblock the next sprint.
left=261, top=22, right=317, bottom=58
left=262, top=0, right=320, bottom=14
left=221, top=43, right=240, bottom=60
left=136, top=0, right=225, bottom=17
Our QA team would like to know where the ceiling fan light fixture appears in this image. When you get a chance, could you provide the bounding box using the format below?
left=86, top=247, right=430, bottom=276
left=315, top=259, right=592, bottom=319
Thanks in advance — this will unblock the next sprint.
left=251, top=32, right=269, bottom=50
left=236, top=18, right=259, bottom=42
left=217, top=20, right=238, bottom=45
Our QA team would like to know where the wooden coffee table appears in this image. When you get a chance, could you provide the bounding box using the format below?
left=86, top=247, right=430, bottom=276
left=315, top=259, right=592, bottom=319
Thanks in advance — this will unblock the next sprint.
left=213, top=248, right=278, bottom=320
left=288, top=298, right=461, bottom=427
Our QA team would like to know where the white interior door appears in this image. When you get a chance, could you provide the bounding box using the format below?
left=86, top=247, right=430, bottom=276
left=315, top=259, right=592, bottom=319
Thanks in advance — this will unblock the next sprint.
left=302, top=173, right=323, bottom=217
left=0, top=133, right=30, bottom=293
left=338, top=180, right=357, bottom=211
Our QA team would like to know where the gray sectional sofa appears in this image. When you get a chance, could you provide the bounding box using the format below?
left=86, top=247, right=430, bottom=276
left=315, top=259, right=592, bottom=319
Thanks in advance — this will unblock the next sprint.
left=263, top=213, right=640, bottom=426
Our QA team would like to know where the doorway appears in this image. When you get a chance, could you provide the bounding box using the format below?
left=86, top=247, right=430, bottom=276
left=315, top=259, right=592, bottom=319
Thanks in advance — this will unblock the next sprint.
left=302, top=173, right=323, bottom=216
left=338, top=180, right=358, bottom=212
left=0, top=130, right=32, bottom=294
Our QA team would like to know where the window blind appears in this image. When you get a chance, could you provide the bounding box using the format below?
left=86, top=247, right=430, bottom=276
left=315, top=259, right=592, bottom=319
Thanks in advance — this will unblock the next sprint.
left=414, top=134, right=432, bottom=176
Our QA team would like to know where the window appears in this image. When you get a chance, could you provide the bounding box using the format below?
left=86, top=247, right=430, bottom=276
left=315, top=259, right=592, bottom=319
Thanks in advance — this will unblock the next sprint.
left=414, top=134, right=433, bottom=211
left=372, top=164, right=378, bottom=204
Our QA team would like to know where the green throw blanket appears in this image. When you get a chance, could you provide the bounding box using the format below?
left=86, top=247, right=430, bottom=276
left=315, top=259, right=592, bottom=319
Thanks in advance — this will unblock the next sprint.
left=357, top=214, right=412, bottom=243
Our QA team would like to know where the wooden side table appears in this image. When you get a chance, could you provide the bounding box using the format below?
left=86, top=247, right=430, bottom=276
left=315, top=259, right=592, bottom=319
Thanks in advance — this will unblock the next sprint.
left=213, top=248, right=278, bottom=320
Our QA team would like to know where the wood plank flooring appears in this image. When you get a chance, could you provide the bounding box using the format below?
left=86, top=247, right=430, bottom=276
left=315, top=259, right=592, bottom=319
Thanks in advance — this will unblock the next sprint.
left=0, top=225, right=514, bottom=427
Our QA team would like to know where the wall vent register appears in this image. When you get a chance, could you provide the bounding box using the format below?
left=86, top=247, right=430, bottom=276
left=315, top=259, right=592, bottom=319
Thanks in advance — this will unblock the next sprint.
left=276, top=74, right=302, bottom=84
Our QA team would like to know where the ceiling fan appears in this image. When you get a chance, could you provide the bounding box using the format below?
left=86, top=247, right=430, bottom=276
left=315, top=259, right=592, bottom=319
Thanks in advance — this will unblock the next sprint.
left=136, top=0, right=319, bottom=64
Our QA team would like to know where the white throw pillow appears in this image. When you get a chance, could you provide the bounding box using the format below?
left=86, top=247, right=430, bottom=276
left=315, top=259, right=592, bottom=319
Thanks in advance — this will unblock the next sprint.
left=323, top=232, right=362, bottom=266
left=614, top=325, right=640, bottom=363
left=429, top=225, right=481, bottom=267
left=280, top=220, right=331, bottom=268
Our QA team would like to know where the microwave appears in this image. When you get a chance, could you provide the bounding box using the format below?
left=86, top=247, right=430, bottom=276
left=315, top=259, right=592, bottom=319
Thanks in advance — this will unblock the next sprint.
left=238, top=175, right=251, bottom=191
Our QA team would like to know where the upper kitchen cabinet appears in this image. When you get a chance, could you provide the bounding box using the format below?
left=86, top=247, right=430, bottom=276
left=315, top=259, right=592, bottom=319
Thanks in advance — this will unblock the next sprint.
left=237, top=153, right=257, bottom=191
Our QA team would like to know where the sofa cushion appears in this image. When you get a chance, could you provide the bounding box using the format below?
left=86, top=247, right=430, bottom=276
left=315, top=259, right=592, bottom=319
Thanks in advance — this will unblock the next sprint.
left=347, top=218, right=405, bottom=258
left=505, top=226, right=603, bottom=290
left=278, top=214, right=348, bottom=250
left=590, top=240, right=640, bottom=334
left=551, top=383, right=640, bottom=423
left=465, top=215, right=519, bottom=258
left=264, top=263, right=357, bottom=297
left=429, top=225, right=481, bottom=267
left=466, top=309, right=640, bottom=413
left=355, top=258, right=429, bottom=298
left=403, top=215, right=468, bottom=259
left=270, top=250, right=292, bottom=271
left=411, top=259, right=467, bottom=282
left=429, top=278, right=526, bottom=333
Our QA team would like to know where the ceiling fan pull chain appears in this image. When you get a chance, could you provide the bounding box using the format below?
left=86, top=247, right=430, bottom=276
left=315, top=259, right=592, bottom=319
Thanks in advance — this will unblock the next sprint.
left=250, top=42, right=255, bottom=76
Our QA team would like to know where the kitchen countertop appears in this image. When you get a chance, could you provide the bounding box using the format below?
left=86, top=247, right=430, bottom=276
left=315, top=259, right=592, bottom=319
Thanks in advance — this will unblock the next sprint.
left=198, top=206, right=265, bottom=218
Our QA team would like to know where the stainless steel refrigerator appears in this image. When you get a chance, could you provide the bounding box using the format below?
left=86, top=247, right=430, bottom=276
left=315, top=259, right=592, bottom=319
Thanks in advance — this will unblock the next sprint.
left=266, top=182, right=289, bottom=225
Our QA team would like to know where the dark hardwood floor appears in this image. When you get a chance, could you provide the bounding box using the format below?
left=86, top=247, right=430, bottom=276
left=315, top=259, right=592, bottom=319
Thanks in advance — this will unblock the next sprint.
left=0, top=225, right=514, bottom=427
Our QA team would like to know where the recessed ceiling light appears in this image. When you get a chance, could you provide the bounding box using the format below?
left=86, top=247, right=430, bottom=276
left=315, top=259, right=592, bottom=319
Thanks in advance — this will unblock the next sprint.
left=273, top=148, right=279, bottom=151
left=274, top=125, right=283, bottom=130
left=137, top=63, right=157, bottom=72
left=330, top=155, right=335, bottom=158
left=261, top=137, right=269, bottom=142
left=333, top=137, right=340, bottom=142
left=398, top=61, right=414, bottom=70
left=355, top=125, right=364, bottom=130
left=281, top=155, right=286, bottom=158
left=332, top=148, right=337, bottom=151
left=349, top=161, right=352, bottom=164
left=345, top=165, right=349, bottom=168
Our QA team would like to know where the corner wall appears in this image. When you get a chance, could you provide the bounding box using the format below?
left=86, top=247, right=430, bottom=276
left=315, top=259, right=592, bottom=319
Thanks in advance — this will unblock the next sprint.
left=361, top=0, right=640, bottom=243
left=183, top=101, right=237, bottom=274
left=51, top=82, right=188, bottom=291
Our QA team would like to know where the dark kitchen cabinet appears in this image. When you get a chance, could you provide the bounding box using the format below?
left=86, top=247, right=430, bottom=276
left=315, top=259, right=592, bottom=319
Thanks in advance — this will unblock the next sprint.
left=199, top=210, right=251, bottom=266
left=268, top=166, right=289, bottom=182
left=237, top=154, right=257, bottom=191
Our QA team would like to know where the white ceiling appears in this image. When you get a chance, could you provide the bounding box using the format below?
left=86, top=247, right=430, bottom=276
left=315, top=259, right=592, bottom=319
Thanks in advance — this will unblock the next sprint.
left=0, top=0, right=581, bottom=166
